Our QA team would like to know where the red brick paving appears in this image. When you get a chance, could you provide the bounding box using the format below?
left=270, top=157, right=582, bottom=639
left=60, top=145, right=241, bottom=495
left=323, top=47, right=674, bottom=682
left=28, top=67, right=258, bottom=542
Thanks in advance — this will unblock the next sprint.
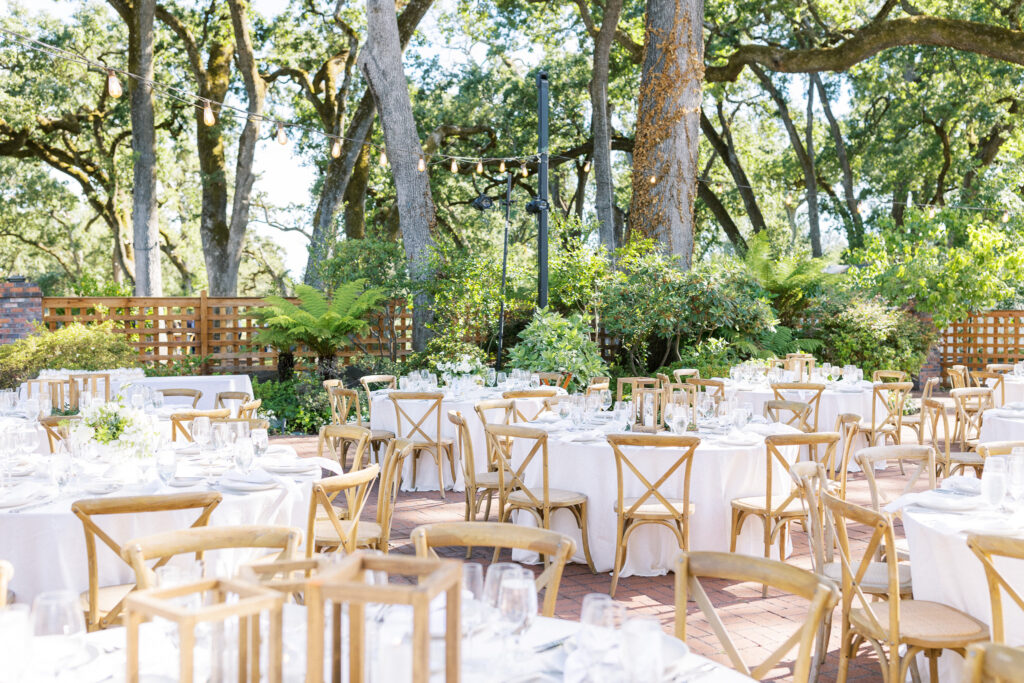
left=274, top=434, right=945, bottom=682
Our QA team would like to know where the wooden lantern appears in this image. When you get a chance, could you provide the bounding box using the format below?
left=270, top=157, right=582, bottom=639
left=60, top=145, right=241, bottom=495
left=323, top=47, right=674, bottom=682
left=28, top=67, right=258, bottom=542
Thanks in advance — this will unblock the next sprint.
left=124, top=578, right=285, bottom=683
left=305, top=551, right=462, bottom=683
left=632, top=387, right=664, bottom=433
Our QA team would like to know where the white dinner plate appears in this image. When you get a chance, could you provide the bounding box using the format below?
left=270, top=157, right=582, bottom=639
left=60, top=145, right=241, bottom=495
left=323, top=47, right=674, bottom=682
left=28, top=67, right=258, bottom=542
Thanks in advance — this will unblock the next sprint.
left=167, top=476, right=204, bottom=488
left=82, top=480, right=122, bottom=495
left=913, top=489, right=984, bottom=512
left=218, top=480, right=278, bottom=493
left=0, top=488, right=47, bottom=509
left=718, top=435, right=761, bottom=446
left=261, top=460, right=319, bottom=475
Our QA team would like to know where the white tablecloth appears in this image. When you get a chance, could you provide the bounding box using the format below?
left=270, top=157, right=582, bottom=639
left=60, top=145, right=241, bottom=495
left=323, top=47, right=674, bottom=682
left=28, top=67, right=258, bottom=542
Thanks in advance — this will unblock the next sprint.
left=0, top=445, right=307, bottom=603
left=510, top=422, right=801, bottom=575
left=370, top=388, right=551, bottom=493
left=0, top=412, right=178, bottom=456
left=979, top=409, right=1024, bottom=443
left=19, top=374, right=254, bottom=411
left=903, top=505, right=1024, bottom=682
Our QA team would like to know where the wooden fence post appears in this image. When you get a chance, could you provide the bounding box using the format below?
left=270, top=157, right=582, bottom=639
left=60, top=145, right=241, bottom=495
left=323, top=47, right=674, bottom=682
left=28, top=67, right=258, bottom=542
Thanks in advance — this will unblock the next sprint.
left=199, top=290, right=210, bottom=375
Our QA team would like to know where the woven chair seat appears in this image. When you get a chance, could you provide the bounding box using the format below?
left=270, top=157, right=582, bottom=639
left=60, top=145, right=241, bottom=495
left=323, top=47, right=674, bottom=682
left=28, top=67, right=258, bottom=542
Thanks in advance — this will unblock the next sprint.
left=313, top=519, right=382, bottom=546
left=79, top=584, right=133, bottom=619
left=823, top=561, right=912, bottom=593
left=474, top=471, right=501, bottom=489
left=370, top=429, right=394, bottom=441
left=615, top=497, right=694, bottom=518
left=508, top=488, right=586, bottom=507
left=730, top=495, right=805, bottom=517
left=851, top=600, right=988, bottom=648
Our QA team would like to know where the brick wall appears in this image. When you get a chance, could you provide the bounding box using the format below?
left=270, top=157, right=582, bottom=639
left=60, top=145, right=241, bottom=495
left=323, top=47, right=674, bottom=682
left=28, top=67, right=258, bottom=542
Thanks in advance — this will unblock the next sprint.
left=0, top=277, right=43, bottom=344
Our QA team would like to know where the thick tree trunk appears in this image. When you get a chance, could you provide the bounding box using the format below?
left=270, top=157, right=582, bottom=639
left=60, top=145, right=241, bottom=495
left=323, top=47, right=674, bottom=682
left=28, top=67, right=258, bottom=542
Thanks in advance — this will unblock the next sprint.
left=629, top=0, right=704, bottom=267
left=804, top=76, right=821, bottom=257
left=360, top=0, right=437, bottom=351
left=129, top=0, right=161, bottom=295
left=343, top=143, right=371, bottom=239
left=590, top=0, right=623, bottom=254
left=812, top=74, right=863, bottom=248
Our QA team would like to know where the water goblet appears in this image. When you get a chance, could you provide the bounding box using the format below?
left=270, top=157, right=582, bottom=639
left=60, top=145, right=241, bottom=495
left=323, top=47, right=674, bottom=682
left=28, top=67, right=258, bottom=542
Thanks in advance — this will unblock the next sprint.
left=233, top=438, right=254, bottom=473
left=191, top=416, right=212, bottom=452
left=252, top=428, right=269, bottom=457
left=483, top=562, right=520, bottom=609
left=599, top=389, right=612, bottom=412
left=30, top=590, right=86, bottom=677
left=622, top=617, right=663, bottom=683
left=497, top=566, right=537, bottom=644
left=982, top=456, right=1008, bottom=508
left=155, top=449, right=177, bottom=485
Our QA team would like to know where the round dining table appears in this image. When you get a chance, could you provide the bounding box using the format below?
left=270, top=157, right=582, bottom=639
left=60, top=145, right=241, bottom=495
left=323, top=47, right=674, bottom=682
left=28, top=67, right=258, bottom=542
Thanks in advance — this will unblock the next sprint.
left=0, top=443, right=313, bottom=603
left=509, top=418, right=802, bottom=576
left=979, top=408, right=1024, bottom=444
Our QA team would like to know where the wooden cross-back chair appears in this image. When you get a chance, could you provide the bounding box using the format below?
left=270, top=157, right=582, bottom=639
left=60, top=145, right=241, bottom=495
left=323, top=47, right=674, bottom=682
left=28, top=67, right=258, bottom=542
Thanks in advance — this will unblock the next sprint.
left=872, top=370, right=908, bottom=383
left=616, top=376, right=657, bottom=403
left=535, top=371, right=571, bottom=389
left=771, top=382, right=826, bottom=431
left=317, top=424, right=370, bottom=472
left=124, top=525, right=302, bottom=590
left=923, top=397, right=983, bottom=477
left=685, top=377, right=725, bottom=400
left=328, top=385, right=392, bottom=464
left=964, top=643, right=1024, bottom=683
left=26, top=378, right=77, bottom=411
left=972, top=370, right=1006, bottom=407
left=389, top=391, right=456, bottom=500
left=948, top=365, right=969, bottom=390
left=358, top=374, right=397, bottom=424
left=585, top=376, right=610, bottom=396
left=238, top=398, right=261, bottom=419
left=449, top=411, right=499, bottom=526
left=674, top=551, right=838, bottom=683
left=484, top=423, right=595, bottom=571
left=72, top=491, right=222, bottom=630
left=672, top=368, right=700, bottom=382
left=730, top=432, right=839, bottom=590
left=70, top=372, right=111, bottom=403
left=306, top=464, right=380, bottom=557
left=979, top=441, right=1024, bottom=459
left=952, top=387, right=994, bottom=451
left=169, top=409, right=231, bottom=441
left=607, top=433, right=700, bottom=597
left=40, top=414, right=78, bottom=453
left=213, top=391, right=251, bottom=411
left=857, top=445, right=936, bottom=514
left=835, top=412, right=862, bottom=496
left=474, top=398, right=515, bottom=465
left=211, top=417, right=270, bottom=432
left=764, top=400, right=812, bottom=432
left=903, top=377, right=942, bottom=445
left=967, top=533, right=1024, bottom=644
left=854, top=382, right=913, bottom=448
left=655, top=372, right=671, bottom=389
left=158, top=388, right=202, bottom=408
left=986, top=363, right=1017, bottom=373
left=0, top=559, right=12, bottom=607
left=412, top=521, right=575, bottom=617
left=500, top=390, right=557, bottom=422
left=823, top=490, right=989, bottom=683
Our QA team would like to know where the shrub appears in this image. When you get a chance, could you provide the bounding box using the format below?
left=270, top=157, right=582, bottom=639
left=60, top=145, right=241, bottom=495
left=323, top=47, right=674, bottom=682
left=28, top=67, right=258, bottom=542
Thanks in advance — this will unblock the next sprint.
left=662, top=338, right=740, bottom=381
left=506, top=308, right=607, bottom=391
left=409, top=334, right=489, bottom=376
left=0, top=321, right=138, bottom=389
left=252, top=373, right=331, bottom=435
left=742, top=233, right=836, bottom=326
left=799, top=293, right=935, bottom=377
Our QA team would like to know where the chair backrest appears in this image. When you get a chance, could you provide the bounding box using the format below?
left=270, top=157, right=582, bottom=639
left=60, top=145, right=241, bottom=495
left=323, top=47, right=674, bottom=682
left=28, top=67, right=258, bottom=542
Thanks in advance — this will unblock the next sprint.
left=964, top=642, right=1024, bottom=682
left=27, top=378, right=77, bottom=411
left=761, top=433, right=840, bottom=515
left=238, top=398, right=262, bottom=419
left=501, top=392, right=556, bottom=422
left=158, top=387, right=202, bottom=408
left=0, top=559, right=12, bottom=607
left=922, top=396, right=957, bottom=471
left=359, top=374, right=396, bottom=421
left=535, top=371, right=571, bottom=389
left=327, top=386, right=361, bottom=426
left=856, top=444, right=936, bottom=511
left=823, top=489, right=904, bottom=654
left=674, top=551, right=838, bottom=683
left=502, top=387, right=558, bottom=400
left=966, top=533, right=1024, bottom=643
left=952, top=387, right=994, bottom=444
left=785, top=354, right=816, bottom=382
left=834, top=412, right=862, bottom=498
left=770, top=383, right=825, bottom=431
left=972, top=370, right=1006, bottom=406
left=789, top=461, right=834, bottom=574
left=318, top=424, right=371, bottom=472
left=616, top=376, right=657, bottom=402
left=655, top=372, right=671, bottom=389
left=306, top=465, right=380, bottom=556
left=70, top=373, right=111, bottom=402
left=412, top=521, right=575, bottom=617
left=213, top=391, right=252, bottom=411
left=125, top=525, right=301, bottom=590
left=211, top=417, right=271, bottom=431
left=949, top=365, right=969, bottom=390
left=607, top=433, right=700, bottom=520
left=169, top=409, right=232, bottom=441
left=449, top=410, right=482, bottom=488
left=872, top=370, right=907, bottom=383
left=978, top=441, right=1024, bottom=459
left=986, top=364, right=1016, bottom=374
left=484, top=423, right=552, bottom=512
left=73, top=492, right=222, bottom=628
left=672, top=368, right=700, bottom=382
left=474, top=398, right=515, bottom=433
left=585, top=376, right=610, bottom=396
left=921, top=376, right=940, bottom=400
left=685, top=377, right=725, bottom=399
left=867, top=381, right=913, bottom=432
left=374, top=439, right=415, bottom=548
left=389, top=392, right=445, bottom=450
left=40, top=415, right=77, bottom=453
left=763, top=400, right=812, bottom=432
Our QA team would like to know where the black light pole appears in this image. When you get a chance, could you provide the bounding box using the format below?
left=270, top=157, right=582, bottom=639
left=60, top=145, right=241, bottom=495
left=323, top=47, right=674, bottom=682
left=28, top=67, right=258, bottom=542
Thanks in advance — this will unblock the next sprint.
left=536, top=69, right=550, bottom=309
left=496, top=172, right=513, bottom=370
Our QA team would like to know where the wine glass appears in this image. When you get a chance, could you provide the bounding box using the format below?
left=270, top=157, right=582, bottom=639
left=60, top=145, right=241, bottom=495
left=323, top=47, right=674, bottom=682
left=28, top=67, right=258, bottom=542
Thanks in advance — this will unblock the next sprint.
left=191, top=417, right=212, bottom=451
left=233, top=438, right=254, bottom=473
left=622, top=617, right=663, bottom=683
left=982, top=457, right=1008, bottom=509
left=579, top=593, right=624, bottom=661
left=599, top=389, right=612, bottom=412
left=486, top=369, right=497, bottom=388
left=497, top=567, right=537, bottom=642
left=483, top=562, right=520, bottom=609
left=155, top=449, right=177, bottom=485
left=31, top=590, right=86, bottom=676
left=252, top=428, right=269, bottom=458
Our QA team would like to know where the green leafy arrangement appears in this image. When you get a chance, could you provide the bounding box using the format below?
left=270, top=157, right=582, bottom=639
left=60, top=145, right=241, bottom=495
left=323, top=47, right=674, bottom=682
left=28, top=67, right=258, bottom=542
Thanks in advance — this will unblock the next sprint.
left=0, top=321, right=138, bottom=389
left=506, top=308, right=607, bottom=391
left=742, top=234, right=835, bottom=326
left=411, top=334, right=490, bottom=376
left=254, top=279, right=386, bottom=377
left=252, top=374, right=332, bottom=435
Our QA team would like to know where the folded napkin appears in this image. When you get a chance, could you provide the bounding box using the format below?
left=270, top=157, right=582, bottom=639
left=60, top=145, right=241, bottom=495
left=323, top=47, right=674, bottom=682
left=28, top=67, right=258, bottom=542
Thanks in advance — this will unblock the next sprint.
left=942, top=476, right=982, bottom=495
left=1006, top=401, right=1024, bottom=411
left=559, top=430, right=606, bottom=443
left=173, top=442, right=201, bottom=455
left=219, top=467, right=277, bottom=487
left=884, top=493, right=920, bottom=514
left=0, top=481, right=46, bottom=507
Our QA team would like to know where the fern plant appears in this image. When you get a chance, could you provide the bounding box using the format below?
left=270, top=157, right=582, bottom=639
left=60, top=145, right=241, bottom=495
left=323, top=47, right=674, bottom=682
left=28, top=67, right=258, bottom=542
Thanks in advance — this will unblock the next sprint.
left=728, top=326, right=823, bottom=360
left=254, top=280, right=386, bottom=378
left=744, top=233, right=835, bottom=326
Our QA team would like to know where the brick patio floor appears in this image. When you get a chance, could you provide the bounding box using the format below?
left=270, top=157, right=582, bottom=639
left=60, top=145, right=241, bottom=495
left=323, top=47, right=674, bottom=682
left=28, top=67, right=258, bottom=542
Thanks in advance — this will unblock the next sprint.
left=275, top=434, right=944, bottom=682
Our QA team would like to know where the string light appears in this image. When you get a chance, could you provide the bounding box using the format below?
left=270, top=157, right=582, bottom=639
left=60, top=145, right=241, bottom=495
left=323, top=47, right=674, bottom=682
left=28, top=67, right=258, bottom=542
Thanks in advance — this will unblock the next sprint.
left=521, top=162, right=528, bottom=177
left=330, top=139, right=341, bottom=158
left=202, top=100, right=215, bottom=126
left=476, top=160, right=484, bottom=174
left=450, top=159, right=459, bottom=173
left=106, top=69, right=122, bottom=98
left=649, top=175, right=657, bottom=185
left=927, top=206, right=936, bottom=218
left=276, top=122, right=286, bottom=145
left=583, top=160, right=591, bottom=173
left=1002, top=210, right=1011, bottom=223
left=499, top=160, right=506, bottom=173
left=417, top=156, right=426, bottom=172
left=378, top=149, right=388, bottom=167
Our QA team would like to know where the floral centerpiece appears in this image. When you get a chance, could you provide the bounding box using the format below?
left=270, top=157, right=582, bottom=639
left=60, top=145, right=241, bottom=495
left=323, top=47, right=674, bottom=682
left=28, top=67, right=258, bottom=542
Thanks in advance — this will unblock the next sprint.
left=434, top=353, right=487, bottom=379
left=69, top=402, right=161, bottom=457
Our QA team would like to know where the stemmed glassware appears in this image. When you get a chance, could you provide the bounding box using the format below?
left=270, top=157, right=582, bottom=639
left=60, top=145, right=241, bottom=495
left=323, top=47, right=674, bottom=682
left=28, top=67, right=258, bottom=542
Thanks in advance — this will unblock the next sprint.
left=982, top=457, right=1008, bottom=509
left=252, top=428, right=269, bottom=458
left=30, top=590, right=86, bottom=677
left=191, top=417, right=212, bottom=453
left=497, top=566, right=537, bottom=646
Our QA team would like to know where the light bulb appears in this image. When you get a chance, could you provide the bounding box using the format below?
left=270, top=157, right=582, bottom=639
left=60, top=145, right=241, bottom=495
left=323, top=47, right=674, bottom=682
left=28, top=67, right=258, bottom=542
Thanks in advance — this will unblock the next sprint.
left=417, top=156, right=426, bottom=172
left=379, top=149, right=387, bottom=167
left=927, top=206, right=936, bottom=218
left=649, top=175, right=658, bottom=185
left=476, top=160, right=484, bottom=174
left=331, top=139, right=341, bottom=158
left=106, top=69, right=122, bottom=98
left=521, top=163, right=528, bottom=177
left=1002, top=211, right=1011, bottom=223
left=202, top=101, right=215, bottom=126
left=499, top=160, right=506, bottom=173
left=583, top=160, right=591, bottom=173
left=276, top=122, right=287, bottom=145
left=450, top=159, right=458, bottom=173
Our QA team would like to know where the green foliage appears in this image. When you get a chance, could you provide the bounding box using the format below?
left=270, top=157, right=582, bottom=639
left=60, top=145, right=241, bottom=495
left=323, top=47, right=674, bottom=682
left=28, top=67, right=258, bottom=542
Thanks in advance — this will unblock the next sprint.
left=743, top=234, right=835, bottom=326
left=849, top=211, right=1024, bottom=328
left=663, top=338, right=739, bottom=381
left=410, top=334, right=490, bottom=375
left=547, top=216, right=609, bottom=315
left=0, top=322, right=138, bottom=389
left=729, top=325, right=824, bottom=359
left=143, top=355, right=213, bottom=377
left=506, top=308, right=607, bottom=390
left=254, top=280, right=386, bottom=365
left=800, top=293, right=935, bottom=377
left=252, top=374, right=331, bottom=435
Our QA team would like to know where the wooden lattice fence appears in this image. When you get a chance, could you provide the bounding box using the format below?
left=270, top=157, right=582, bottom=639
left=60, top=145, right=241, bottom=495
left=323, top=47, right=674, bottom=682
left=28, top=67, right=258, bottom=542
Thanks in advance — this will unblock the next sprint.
left=937, top=310, right=1024, bottom=373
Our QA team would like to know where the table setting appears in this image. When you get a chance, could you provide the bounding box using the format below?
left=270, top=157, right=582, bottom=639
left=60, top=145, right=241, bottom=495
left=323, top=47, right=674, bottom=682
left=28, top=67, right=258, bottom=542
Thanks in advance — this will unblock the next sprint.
left=979, top=401, right=1024, bottom=443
